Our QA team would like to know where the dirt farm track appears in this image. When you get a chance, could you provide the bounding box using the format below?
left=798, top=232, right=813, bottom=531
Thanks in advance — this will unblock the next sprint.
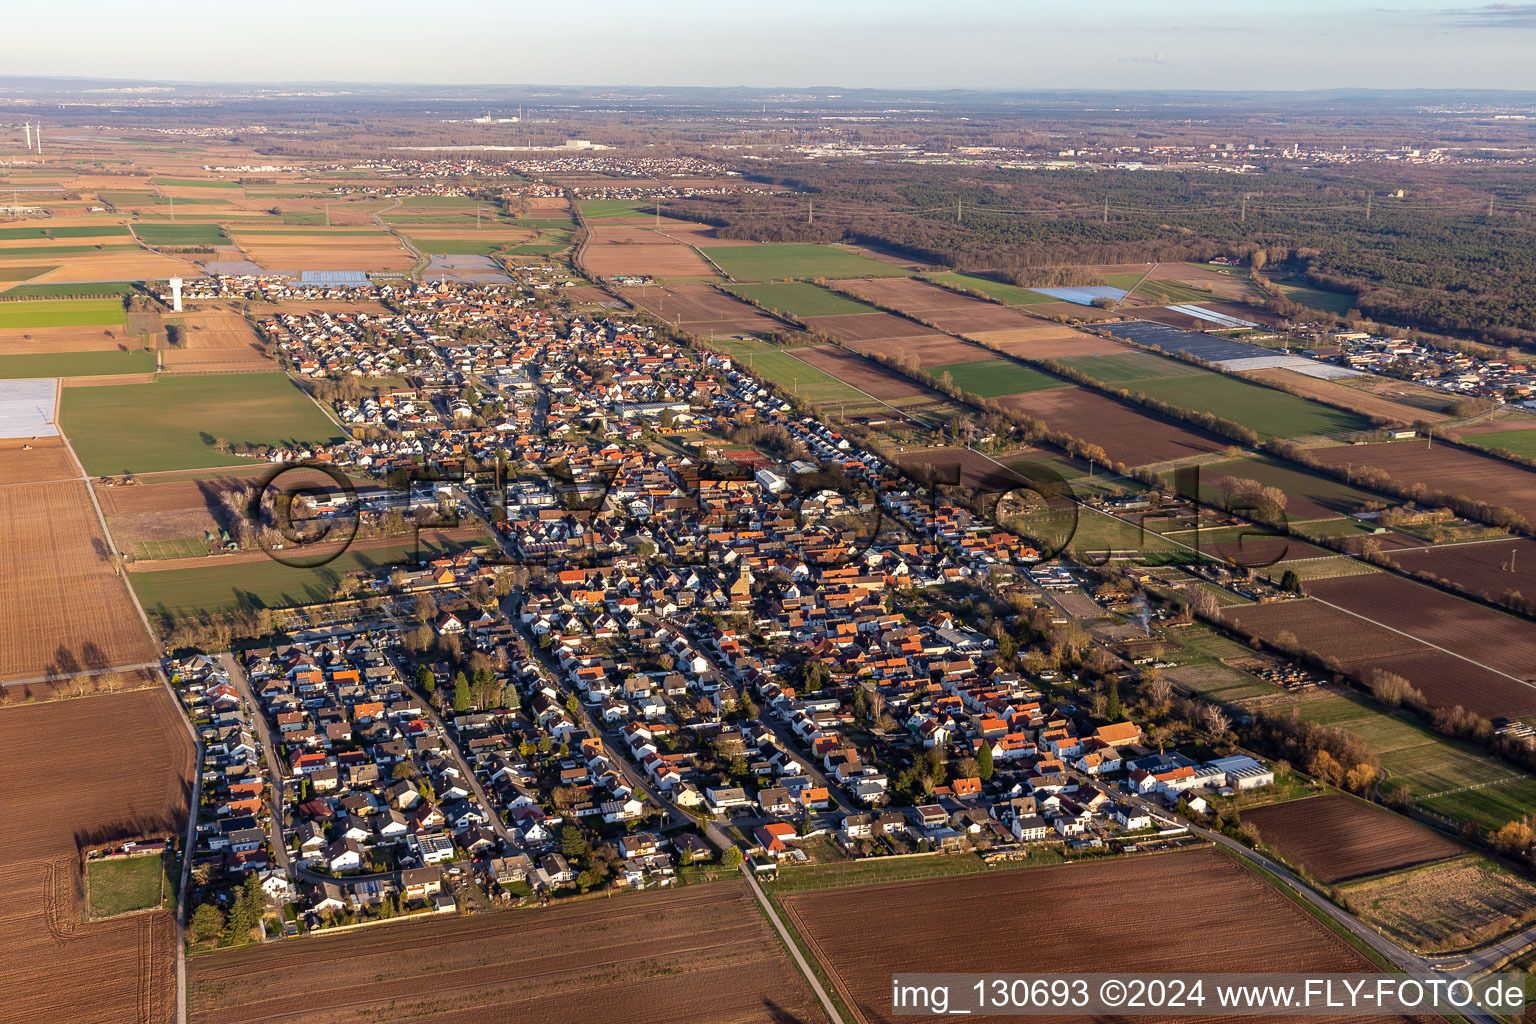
left=0, top=687, right=193, bottom=1024
left=780, top=849, right=1421, bottom=1024
left=189, top=879, right=827, bottom=1024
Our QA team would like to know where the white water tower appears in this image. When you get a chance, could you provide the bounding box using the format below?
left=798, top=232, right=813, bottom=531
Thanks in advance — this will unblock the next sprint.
left=169, top=277, right=183, bottom=312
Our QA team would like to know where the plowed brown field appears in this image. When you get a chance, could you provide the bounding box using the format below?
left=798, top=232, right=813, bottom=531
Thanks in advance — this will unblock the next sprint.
left=0, top=687, right=193, bottom=1024
left=791, top=346, right=935, bottom=401
left=1241, top=369, right=1448, bottom=425
left=1, top=436, right=78, bottom=484
left=970, top=326, right=1127, bottom=358
left=999, top=386, right=1225, bottom=467
left=0, top=479, right=157, bottom=680
left=1244, top=795, right=1460, bottom=883
left=1309, top=441, right=1536, bottom=525
left=802, top=312, right=933, bottom=343
left=781, top=848, right=1420, bottom=1024
left=189, top=880, right=827, bottom=1024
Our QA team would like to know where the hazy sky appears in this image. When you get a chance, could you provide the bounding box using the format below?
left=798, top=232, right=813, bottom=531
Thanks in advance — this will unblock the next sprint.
left=4, top=1, right=1535, bottom=90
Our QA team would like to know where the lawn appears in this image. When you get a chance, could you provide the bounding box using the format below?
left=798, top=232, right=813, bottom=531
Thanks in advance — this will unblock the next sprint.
left=932, top=359, right=1065, bottom=398
left=1461, top=429, right=1536, bottom=460
left=0, top=349, right=154, bottom=379
left=1124, top=374, right=1372, bottom=438
left=702, top=244, right=913, bottom=282
left=0, top=298, right=127, bottom=329
left=925, top=271, right=1056, bottom=306
left=131, top=537, right=483, bottom=619
left=61, top=373, right=345, bottom=475
left=724, top=281, right=874, bottom=317
left=87, top=855, right=164, bottom=918
left=132, top=223, right=230, bottom=245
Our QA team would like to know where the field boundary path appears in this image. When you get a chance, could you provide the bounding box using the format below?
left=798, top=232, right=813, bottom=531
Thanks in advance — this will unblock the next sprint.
left=370, top=199, right=429, bottom=279
left=740, top=865, right=848, bottom=1024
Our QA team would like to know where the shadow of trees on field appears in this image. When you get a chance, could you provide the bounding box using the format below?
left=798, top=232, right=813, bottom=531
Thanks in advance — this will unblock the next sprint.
left=761, top=998, right=813, bottom=1023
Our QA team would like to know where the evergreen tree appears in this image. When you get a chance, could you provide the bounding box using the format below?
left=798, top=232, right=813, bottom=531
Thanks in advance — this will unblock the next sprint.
left=452, top=672, right=471, bottom=712
left=416, top=665, right=436, bottom=695
left=977, top=742, right=995, bottom=782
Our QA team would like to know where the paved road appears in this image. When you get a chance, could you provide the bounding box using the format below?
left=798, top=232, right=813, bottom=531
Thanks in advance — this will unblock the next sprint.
left=219, top=653, right=294, bottom=878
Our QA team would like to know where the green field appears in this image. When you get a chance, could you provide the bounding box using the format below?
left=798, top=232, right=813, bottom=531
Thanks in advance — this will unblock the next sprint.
left=1274, top=279, right=1357, bottom=315
left=0, top=281, right=137, bottom=299
left=1132, top=278, right=1232, bottom=306
left=702, top=244, right=913, bottom=282
left=132, top=223, right=230, bottom=245
left=1165, top=454, right=1385, bottom=517
left=505, top=243, right=567, bottom=255
left=406, top=236, right=514, bottom=256
left=577, top=200, right=651, bottom=219
left=132, top=537, right=215, bottom=560
left=1059, top=351, right=1207, bottom=383
left=925, top=271, right=1056, bottom=306
left=1295, top=689, right=1533, bottom=829
left=1121, top=374, right=1372, bottom=438
left=151, top=177, right=242, bottom=189
left=0, top=298, right=126, bottom=329
left=393, top=196, right=483, bottom=209
left=735, top=347, right=873, bottom=406
left=0, top=225, right=130, bottom=240
left=724, top=281, right=874, bottom=317
left=933, top=359, right=1065, bottom=398
left=0, top=265, right=61, bottom=283
left=0, top=244, right=139, bottom=258
left=280, top=211, right=326, bottom=226
left=61, top=373, right=345, bottom=475
left=87, top=855, right=165, bottom=918
left=1461, top=429, right=1536, bottom=459
left=0, top=349, right=154, bottom=379
left=131, top=537, right=483, bottom=619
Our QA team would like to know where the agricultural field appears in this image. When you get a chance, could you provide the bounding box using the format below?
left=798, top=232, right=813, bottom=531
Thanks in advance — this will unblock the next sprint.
left=0, top=436, right=79, bottom=484
left=1242, top=367, right=1449, bottom=425
left=841, top=331, right=979, bottom=367
left=0, top=687, right=193, bottom=1024
left=1341, top=856, right=1536, bottom=951
left=1223, top=596, right=1536, bottom=718
left=0, top=298, right=127, bottom=330
left=61, top=373, right=345, bottom=475
left=1243, top=795, right=1460, bottom=883
left=0, top=478, right=158, bottom=680
left=0, top=349, right=155, bottom=379
left=189, top=879, right=827, bottom=1024
left=1271, top=276, right=1357, bottom=314
left=999, top=385, right=1227, bottom=467
left=789, top=346, right=938, bottom=403
left=129, top=534, right=484, bottom=621
left=801, top=312, right=934, bottom=344
left=1309, top=439, right=1536, bottom=525
left=1387, top=538, right=1536, bottom=606
left=723, top=281, right=874, bottom=317
left=623, top=284, right=789, bottom=337
left=1109, top=371, right=1372, bottom=439
left=159, top=310, right=276, bottom=373
left=1173, top=454, right=1387, bottom=519
left=701, top=243, right=912, bottom=282
left=931, top=358, right=1065, bottom=398
left=780, top=849, right=1413, bottom=1024
left=1307, top=573, right=1536, bottom=697
left=842, top=276, right=1059, bottom=335
left=924, top=270, right=1056, bottom=305
left=708, top=340, right=873, bottom=408
left=132, top=223, right=230, bottom=246
left=1459, top=426, right=1536, bottom=459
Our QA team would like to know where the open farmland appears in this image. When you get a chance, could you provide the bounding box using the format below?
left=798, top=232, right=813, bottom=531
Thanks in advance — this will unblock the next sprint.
left=1341, top=856, right=1536, bottom=952
left=0, top=436, right=79, bottom=484
left=971, top=323, right=1128, bottom=358
left=932, top=358, right=1065, bottom=397
left=0, top=478, right=158, bottom=680
left=924, top=271, right=1056, bottom=305
left=1242, top=367, right=1449, bottom=425
left=724, top=281, right=874, bottom=317
left=1308, top=440, right=1536, bottom=525
left=1186, top=454, right=1388, bottom=520
left=1110, top=372, right=1371, bottom=439
left=790, top=345, right=938, bottom=403
left=0, top=349, right=155, bottom=379
left=1460, top=426, right=1536, bottom=459
left=841, top=276, right=1058, bottom=334
left=1307, top=573, right=1536, bottom=688
left=624, top=284, right=788, bottom=336
left=1387, top=538, right=1536, bottom=604
left=61, top=373, right=345, bottom=475
left=189, top=879, right=827, bottom=1024
left=1223, top=597, right=1536, bottom=717
left=1243, top=795, right=1460, bottom=883
left=160, top=310, right=276, bottom=373
left=780, top=849, right=1418, bottom=1024
left=844, top=332, right=980, bottom=367
left=231, top=233, right=413, bottom=272
left=0, top=686, right=193, bottom=1024
left=701, top=243, right=912, bottom=282
left=0, top=299, right=126, bottom=330
left=799, top=312, right=932, bottom=344
left=585, top=242, right=716, bottom=278
left=999, top=385, right=1227, bottom=467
